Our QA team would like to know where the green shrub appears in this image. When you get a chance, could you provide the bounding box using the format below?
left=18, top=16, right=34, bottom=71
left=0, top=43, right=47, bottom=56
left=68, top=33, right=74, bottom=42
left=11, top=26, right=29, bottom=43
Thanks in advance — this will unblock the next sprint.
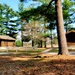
left=15, top=40, right=22, bottom=47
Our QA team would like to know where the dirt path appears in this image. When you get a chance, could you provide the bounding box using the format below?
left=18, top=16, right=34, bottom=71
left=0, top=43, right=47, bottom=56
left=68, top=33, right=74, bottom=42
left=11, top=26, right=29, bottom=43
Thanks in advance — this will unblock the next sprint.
left=40, top=48, right=58, bottom=55
left=40, top=48, right=75, bottom=56
left=40, top=48, right=52, bottom=54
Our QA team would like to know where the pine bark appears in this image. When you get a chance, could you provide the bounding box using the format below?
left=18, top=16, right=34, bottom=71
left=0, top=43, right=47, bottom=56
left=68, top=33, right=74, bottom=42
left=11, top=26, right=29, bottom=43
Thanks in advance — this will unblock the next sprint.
left=55, top=0, right=69, bottom=55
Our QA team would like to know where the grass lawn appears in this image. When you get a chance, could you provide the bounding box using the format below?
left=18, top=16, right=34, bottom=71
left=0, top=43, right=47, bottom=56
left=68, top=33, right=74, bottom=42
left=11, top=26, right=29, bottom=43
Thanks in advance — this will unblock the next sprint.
left=0, top=49, right=75, bottom=75
left=0, top=48, right=45, bottom=57
left=49, top=48, right=75, bottom=53
left=49, top=49, right=58, bottom=52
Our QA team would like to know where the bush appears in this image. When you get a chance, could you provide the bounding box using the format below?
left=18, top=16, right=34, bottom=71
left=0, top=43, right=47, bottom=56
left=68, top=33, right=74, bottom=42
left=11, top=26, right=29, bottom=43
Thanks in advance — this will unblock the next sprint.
left=15, top=40, right=22, bottom=47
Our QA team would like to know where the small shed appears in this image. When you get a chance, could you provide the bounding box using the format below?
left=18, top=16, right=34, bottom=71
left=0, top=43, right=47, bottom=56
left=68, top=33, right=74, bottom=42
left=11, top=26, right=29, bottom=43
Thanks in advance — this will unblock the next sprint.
left=0, top=35, right=15, bottom=47
left=66, top=30, right=75, bottom=47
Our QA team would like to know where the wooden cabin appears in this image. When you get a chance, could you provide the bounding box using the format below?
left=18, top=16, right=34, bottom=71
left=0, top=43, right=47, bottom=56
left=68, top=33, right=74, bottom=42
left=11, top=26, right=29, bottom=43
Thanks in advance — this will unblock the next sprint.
left=66, top=30, right=75, bottom=47
left=0, top=35, right=15, bottom=47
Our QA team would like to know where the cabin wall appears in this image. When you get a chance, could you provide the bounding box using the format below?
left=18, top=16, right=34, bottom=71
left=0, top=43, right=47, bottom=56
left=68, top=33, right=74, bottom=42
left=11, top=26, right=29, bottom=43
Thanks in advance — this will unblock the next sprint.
left=66, top=32, right=75, bottom=47
left=67, top=42, right=75, bottom=47
left=0, top=40, right=15, bottom=47
left=8, top=41, right=15, bottom=47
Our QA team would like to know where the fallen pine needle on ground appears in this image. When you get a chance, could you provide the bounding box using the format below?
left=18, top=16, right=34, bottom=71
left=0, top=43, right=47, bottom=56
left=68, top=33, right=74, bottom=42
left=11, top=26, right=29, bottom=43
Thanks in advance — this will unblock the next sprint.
left=0, top=54, right=75, bottom=75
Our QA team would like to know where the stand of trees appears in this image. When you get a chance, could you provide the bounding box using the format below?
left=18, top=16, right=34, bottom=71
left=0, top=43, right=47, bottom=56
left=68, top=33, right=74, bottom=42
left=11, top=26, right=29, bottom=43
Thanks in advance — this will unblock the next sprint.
left=0, top=4, right=20, bottom=38
left=19, top=0, right=75, bottom=55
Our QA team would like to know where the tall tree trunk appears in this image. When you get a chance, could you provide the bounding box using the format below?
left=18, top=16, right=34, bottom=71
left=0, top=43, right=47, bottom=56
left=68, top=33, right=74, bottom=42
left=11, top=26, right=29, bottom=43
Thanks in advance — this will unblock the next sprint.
left=55, top=0, right=69, bottom=55
left=21, top=21, right=23, bottom=46
left=51, top=30, right=53, bottom=48
left=32, top=40, right=34, bottom=47
left=44, top=40, right=46, bottom=48
left=40, top=40, right=42, bottom=48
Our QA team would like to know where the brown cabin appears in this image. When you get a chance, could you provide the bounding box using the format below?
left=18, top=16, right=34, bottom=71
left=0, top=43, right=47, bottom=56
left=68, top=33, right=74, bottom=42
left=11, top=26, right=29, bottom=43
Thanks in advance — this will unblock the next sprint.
left=66, top=30, right=75, bottom=47
left=0, top=35, right=15, bottom=47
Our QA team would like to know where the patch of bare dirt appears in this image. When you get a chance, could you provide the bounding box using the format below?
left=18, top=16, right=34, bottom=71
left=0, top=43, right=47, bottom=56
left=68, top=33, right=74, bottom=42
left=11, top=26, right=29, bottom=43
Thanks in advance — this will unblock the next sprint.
left=0, top=54, right=75, bottom=75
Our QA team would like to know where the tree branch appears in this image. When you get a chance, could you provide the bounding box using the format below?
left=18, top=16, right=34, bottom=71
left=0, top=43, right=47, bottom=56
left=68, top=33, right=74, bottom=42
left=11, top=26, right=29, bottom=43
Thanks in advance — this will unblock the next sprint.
left=46, top=0, right=55, bottom=11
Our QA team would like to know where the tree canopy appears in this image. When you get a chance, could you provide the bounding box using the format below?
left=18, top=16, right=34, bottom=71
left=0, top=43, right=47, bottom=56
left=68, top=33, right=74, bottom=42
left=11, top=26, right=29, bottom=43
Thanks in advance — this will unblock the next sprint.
left=0, top=4, right=20, bottom=38
left=19, top=0, right=75, bottom=55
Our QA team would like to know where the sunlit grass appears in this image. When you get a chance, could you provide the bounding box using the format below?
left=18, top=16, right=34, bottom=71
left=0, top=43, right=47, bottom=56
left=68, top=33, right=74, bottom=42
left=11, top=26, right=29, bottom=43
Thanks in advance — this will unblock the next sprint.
left=0, top=48, right=46, bottom=56
left=49, top=49, right=58, bottom=52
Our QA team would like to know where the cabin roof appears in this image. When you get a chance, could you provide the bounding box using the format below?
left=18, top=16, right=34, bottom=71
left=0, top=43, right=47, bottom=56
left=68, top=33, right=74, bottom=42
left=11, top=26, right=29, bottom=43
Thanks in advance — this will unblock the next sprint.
left=66, top=30, right=75, bottom=34
left=0, top=35, right=15, bottom=41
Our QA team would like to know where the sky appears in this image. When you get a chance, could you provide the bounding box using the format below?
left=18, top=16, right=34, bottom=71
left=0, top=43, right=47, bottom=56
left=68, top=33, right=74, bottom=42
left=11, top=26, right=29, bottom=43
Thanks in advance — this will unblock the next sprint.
left=0, top=0, right=41, bottom=11
left=0, top=0, right=20, bottom=11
